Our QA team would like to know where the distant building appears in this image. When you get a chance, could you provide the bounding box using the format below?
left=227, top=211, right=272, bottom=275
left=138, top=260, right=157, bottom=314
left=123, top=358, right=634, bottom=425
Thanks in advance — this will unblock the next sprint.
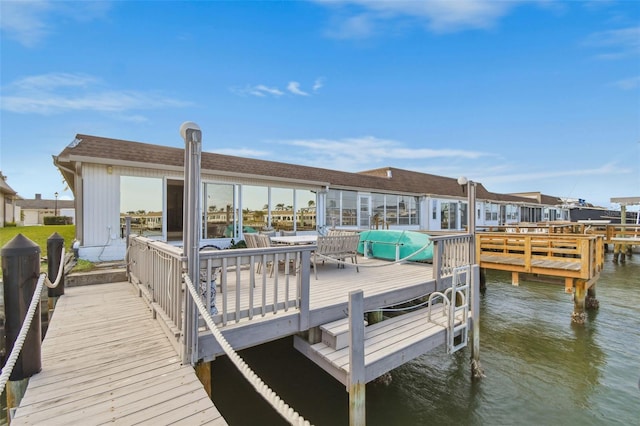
left=0, top=172, right=18, bottom=227
left=16, top=194, right=75, bottom=226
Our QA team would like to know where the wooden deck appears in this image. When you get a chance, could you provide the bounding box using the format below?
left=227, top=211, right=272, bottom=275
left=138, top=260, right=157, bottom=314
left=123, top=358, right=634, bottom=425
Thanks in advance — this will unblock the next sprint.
left=12, top=282, right=227, bottom=426
left=197, top=257, right=439, bottom=357
left=476, top=232, right=604, bottom=289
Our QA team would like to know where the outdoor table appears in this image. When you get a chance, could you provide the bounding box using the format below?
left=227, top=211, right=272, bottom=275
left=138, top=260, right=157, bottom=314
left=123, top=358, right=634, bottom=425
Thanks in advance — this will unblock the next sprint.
left=270, top=235, right=318, bottom=245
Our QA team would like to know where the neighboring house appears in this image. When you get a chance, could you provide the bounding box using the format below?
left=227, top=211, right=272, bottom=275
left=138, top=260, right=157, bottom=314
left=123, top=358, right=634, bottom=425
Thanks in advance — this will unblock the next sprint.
left=0, top=172, right=18, bottom=227
left=16, top=194, right=75, bottom=226
left=53, top=134, right=569, bottom=262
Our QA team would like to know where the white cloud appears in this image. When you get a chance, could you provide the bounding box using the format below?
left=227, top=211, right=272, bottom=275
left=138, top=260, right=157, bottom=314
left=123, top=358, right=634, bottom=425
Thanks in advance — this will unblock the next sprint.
left=1, top=73, right=191, bottom=115
left=231, top=84, right=284, bottom=97
left=477, top=162, right=630, bottom=185
left=315, top=0, right=516, bottom=38
left=583, top=26, right=640, bottom=60
left=313, top=77, right=325, bottom=92
left=287, top=82, right=309, bottom=96
left=0, top=0, right=111, bottom=47
left=610, top=76, right=640, bottom=90
left=276, top=136, right=489, bottom=171
left=232, top=78, right=324, bottom=98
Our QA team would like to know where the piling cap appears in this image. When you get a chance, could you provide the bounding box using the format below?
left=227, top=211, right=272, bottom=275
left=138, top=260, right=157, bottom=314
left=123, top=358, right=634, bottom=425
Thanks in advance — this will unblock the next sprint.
left=1, top=234, right=41, bottom=256
left=48, top=232, right=65, bottom=243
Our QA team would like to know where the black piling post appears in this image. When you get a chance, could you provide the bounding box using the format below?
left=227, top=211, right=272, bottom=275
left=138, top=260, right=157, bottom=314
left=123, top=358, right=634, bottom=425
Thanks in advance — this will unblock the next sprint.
left=1, top=234, right=42, bottom=418
left=47, top=232, right=65, bottom=318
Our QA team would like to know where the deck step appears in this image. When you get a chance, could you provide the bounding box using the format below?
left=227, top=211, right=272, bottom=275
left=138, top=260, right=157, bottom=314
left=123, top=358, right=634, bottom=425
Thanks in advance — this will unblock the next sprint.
left=294, top=304, right=468, bottom=385
left=320, top=317, right=368, bottom=350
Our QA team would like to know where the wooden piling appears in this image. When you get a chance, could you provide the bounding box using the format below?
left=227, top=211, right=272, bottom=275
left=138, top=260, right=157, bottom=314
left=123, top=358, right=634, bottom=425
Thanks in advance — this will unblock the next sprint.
left=586, top=284, right=599, bottom=310
left=571, top=280, right=587, bottom=324
left=470, top=265, right=484, bottom=379
left=366, top=310, right=383, bottom=325
left=195, top=360, right=212, bottom=398
left=349, top=290, right=365, bottom=426
left=6, top=378, right=28, bottom=424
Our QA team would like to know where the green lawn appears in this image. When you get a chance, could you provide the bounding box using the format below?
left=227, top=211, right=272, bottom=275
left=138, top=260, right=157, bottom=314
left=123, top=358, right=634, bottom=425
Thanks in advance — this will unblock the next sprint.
left=0, top=225, right=76, bottom=253
left=0, top=225, right=94, bottom=276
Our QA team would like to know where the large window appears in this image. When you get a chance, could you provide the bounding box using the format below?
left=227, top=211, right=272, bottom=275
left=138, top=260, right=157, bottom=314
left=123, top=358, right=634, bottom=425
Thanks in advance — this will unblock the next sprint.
left=398, top=195, right=419, bottom=225
left=242, top=185, right=268, bottom=231
left=296, top=189, right=316, bottom=231
left=385, top=195, right=398, bottom=225
left=270, top=187, right=294, bottom=231
left=326, top=190, right=420, bottom=228
left=341, top=191, right=357, bottom=226
left=120, top=176, right=163, bottom=238
left=166, top=179, right=184, bottom=240
left=440, top=202, right=457, bottom=230
left=204, top=183, right=235, bottom=238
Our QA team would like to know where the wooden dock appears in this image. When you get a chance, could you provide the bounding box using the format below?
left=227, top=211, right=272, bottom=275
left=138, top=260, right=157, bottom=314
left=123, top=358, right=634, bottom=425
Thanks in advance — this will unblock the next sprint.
left=11, top=281, right=227, bottom=425
left=476, top=232, right=604, bottom=291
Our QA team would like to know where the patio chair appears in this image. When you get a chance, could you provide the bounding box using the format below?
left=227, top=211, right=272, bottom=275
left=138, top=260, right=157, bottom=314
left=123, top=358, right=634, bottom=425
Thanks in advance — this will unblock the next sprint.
left=312, top=234, right=360, bottom=279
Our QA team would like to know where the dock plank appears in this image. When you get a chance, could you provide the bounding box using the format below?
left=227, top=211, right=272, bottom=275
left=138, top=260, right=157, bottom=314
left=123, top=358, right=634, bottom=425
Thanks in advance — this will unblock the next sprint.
left=12, top=281, right=227, bottom=426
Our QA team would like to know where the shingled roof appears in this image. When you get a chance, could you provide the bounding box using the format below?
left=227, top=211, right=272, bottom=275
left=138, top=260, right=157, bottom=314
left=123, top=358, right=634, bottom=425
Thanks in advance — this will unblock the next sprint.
left=54, top=134, right=546, bottom=204
left=0, top=173, right=17, bottom=196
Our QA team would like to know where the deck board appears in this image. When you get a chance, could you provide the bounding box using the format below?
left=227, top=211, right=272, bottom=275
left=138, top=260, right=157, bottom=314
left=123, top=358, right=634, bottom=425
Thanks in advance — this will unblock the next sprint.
left=12, top=281, right=227, bottom=426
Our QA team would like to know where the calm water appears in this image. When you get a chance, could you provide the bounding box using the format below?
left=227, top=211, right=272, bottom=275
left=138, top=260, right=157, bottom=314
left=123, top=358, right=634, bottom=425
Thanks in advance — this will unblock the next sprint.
left=211, top=252, right=640, bottom=425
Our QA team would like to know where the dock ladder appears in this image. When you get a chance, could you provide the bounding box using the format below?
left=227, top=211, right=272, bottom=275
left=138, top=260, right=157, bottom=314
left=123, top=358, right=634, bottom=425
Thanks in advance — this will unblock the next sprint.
left=427, top=265, right=470, bottom=354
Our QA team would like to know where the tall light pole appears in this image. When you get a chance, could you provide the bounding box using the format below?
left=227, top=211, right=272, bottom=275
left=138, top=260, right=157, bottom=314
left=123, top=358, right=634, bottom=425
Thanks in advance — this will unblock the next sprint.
left=54, top=192, right=59, bottom=217
left=181, top=121, right=202, bottom=365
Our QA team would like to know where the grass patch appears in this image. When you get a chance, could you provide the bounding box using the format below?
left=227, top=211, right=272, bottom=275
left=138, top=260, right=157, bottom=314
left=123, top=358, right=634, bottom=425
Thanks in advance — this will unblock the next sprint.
left=0, top=225, right=76, bottom=252
left=0, top=225, right=95, bottom=276
left=73, top=259, right=95, bottom=273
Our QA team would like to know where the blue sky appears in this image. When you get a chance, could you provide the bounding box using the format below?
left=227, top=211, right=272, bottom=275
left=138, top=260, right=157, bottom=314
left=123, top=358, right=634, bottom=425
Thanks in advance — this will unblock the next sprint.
left=1, top=0, right=638, bottom=209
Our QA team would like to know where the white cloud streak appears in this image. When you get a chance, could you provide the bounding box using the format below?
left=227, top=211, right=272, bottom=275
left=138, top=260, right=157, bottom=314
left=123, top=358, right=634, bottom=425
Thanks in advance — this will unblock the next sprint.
left=1, top=73, right=191, bottom=115
left=610, top=76, right=640, bottom=90
left=232, top=78, right=324, bottom=98
left=287, top=82, right=309, bottom=96
left=583, top=26, right=640, bottom=60
left=315, top=0, right=516, bottom=38
left=274, top=136, right=489, bottom=171
left=0, top=0, right=112, bottom=47
left=477, top=162, right=630, bottom=185
left=313, top=77, right=325, bottom=92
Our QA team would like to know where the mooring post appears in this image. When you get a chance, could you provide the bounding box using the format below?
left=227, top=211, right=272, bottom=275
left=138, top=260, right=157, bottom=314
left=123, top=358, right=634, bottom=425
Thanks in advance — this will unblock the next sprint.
left=571, top=279, right=587, bottom=324
left=1, top=234, right=43, bottom=421
left=586, top=284, right=599, bottom=310
left=47, top=232, right=65, bottom=320
left=349, top=290, right=365, bottom=426
left=470, top=265, right=484, bottom=379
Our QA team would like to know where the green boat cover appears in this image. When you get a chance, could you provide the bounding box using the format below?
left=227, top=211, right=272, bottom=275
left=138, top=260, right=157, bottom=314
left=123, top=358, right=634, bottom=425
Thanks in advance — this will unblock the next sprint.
left=357, top=230, right=433, bottom=261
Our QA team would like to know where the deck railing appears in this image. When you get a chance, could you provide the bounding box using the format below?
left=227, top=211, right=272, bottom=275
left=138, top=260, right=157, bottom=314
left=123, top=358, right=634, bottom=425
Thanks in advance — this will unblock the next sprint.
left=127, top=236, right=315, bottom=343
left=128, top=237, right=185, bottom=336
left=201, top=245, right=313, bottom=327
left=431, top=233, right=474, bottom=284
left=476, top=232, right=604, bottom=280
